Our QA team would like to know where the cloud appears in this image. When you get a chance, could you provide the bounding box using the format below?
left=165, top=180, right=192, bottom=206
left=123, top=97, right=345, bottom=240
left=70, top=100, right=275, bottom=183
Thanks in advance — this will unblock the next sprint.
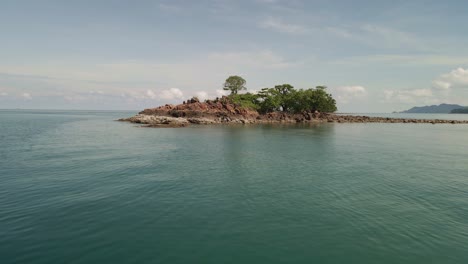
left=332, top=55, right=468, bottom=66
left=432, top=80, right=451, bottom=90
left=21, top=92, right=32, bottom=100
left=146, top=89, right=157, bottom=99
left=0, top=49, right=297, bottom=107
left=326, top=23, right=431, bottom=52
left=158, top=3, right=182, bottom=13
left=259, top=17, right=307, bottom=34
left=360, top=24, right=419, bottom=48
left=159, top=88, right=184, bottom=100
left=383, top=89, right=434, bottom=104
left=0, top=92, right=7, bottom=96
left=207, top=50, right=297, bottom=69
left=195, top=91, right=209, bottom=101
left=144, top=88, right=184, bottom=100
left=326, top=27, right=353, bottom=38
left=336, top=85, right=367, bottom=95
left=89, top=90, right=104, bottom=95
left=216, top=89, right=229, bottom=97
left=432, top=67, right=468, bottom=90
left=0, top=50, right=296, bottom=88
left=332, top=86, right=367, bottom=104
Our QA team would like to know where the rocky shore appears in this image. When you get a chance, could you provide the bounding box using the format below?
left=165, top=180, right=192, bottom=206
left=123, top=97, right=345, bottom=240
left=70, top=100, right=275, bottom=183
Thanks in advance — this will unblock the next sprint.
left=119, top=97, right=468, bottom=127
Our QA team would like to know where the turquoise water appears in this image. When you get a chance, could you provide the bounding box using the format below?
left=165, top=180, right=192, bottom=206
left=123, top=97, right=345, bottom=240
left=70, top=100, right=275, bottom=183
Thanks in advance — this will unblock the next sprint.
left=1, top=110, right=468, bottom=264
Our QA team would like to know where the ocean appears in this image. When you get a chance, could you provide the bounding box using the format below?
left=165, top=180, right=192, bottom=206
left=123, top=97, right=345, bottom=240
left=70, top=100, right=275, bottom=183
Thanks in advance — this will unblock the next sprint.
left=1, top=110, right=468, bottom=263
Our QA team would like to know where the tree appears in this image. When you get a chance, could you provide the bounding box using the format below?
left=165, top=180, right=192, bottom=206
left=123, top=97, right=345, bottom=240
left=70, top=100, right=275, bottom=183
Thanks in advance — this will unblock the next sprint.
left=256, top=85, right=337, bottom=113
left=257, top=88, right=282, bottom=113
left=223, top=75, right=247, bottom=95
left=219, top=80, right=337, bottom=113
left=229, top=92, right=260, bottom=110
left=288, top=86, right=337, bottom=113
left=273, top=84, right=295, bottom=111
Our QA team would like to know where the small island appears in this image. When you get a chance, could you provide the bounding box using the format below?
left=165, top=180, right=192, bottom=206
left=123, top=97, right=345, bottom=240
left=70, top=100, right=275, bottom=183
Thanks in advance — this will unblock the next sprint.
left=399, top=104, right=465, bottom=114
left=120, top=76, right=468, bottom=127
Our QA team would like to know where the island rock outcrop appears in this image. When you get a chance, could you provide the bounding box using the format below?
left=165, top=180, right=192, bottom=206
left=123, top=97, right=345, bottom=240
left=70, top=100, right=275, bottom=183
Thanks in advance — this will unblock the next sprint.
left=119, top=97, right=468, bottom=127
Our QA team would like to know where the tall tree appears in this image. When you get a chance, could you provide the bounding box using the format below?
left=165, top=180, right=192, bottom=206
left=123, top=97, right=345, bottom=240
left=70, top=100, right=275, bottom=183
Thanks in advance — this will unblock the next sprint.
left=274, top=84, right=294, bottom=111
left=223, top=75, right=247, bottom=95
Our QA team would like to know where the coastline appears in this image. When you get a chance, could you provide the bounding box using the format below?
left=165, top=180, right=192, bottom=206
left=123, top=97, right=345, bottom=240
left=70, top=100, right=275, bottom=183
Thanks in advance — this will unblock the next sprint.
left=119, top=99, right=468, bottom=127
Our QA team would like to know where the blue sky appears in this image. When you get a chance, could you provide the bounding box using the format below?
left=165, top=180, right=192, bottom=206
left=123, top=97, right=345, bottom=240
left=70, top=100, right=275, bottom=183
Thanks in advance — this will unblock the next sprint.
left=1, top=0, right=468, bottom=112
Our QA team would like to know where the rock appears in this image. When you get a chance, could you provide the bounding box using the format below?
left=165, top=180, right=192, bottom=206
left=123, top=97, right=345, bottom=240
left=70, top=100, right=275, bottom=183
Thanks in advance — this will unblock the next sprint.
left=120, top=101, right=468, bottom=127
left=187, top=118, right=219, bottom=124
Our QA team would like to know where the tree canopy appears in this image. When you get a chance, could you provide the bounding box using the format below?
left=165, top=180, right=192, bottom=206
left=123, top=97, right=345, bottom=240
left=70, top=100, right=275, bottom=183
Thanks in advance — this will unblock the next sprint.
left=256, top=84, right=336, bottom=113
left=223, top=75, right=247, bottom=95
left=219, top=76, right=337, bottom=113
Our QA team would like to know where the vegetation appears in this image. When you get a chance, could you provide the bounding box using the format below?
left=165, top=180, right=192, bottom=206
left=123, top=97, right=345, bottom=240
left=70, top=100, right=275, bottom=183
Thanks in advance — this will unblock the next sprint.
left=223, top=75, right=247, bottom=95
left=256, top=84, right=337, bottom=113
left=220, top=76, right=337, bottom=113
left=451, top=107, right=468, bottom=113
left=228, top=93, right=261, bottom=110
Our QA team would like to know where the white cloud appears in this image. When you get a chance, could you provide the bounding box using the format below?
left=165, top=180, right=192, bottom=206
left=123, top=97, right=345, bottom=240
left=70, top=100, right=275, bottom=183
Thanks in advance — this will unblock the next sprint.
left=207, top=50, right=297, bottom=70
left=259, top=17, right=307, bottom=34
left=0, top=92, right=7, bottom=96
left=405, top=89, right=433, bottom=97
left=326, top=23, right=431, bottom=52
left=432, top=80, right=451, bottom=90
left=432, top=67, right=468, bottom=90
left=332, top=85, right=367, bottom=104
left=336, top=85, right=367, bottom=94
left=158, top=3, right=181, bottom=13
left=383, top=89, right=434, bottom=104
left=333, top=55, right=468, bottom=66
left=21, top=92, right=32, bottom=100
left=146, top=89, right=157, bottom=99
left=159, top=88, right=184, bottom=100
left=216, top=89, right=229, bottom=97
left=145, top=88, right=184, bottom=100
left=0, top=50, right=295, bottom=90
left=0, top=49, right=298, bottom=107
left=89, top=90, right=104, bottom=95
left=195, top=91, right=209, bottom=101
left=360, top=24, right=418, bottom=47
left=326, top=27, right=352, bottom=38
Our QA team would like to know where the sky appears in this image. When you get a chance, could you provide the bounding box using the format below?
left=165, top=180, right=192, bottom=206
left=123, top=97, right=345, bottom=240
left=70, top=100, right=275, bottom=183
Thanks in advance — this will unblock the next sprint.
left=1, top=0, right=468, bottom=112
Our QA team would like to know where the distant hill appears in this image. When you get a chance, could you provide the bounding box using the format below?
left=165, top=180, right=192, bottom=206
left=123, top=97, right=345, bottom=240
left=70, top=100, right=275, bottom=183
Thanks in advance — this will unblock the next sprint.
left=401, top=104, right=465, bottom=113
left=451, top=108, right=468, bottom=114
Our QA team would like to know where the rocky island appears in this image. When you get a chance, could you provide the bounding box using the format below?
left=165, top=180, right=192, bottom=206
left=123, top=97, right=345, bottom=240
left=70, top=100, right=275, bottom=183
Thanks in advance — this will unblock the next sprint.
left=119, top=96, right=468, bottom=127
left=120, top=76, right=468, bottom=127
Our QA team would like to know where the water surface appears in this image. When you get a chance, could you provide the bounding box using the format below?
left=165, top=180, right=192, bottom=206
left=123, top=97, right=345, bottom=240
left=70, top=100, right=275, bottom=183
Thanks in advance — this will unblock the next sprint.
left=1, top=110, right=468, bottom=263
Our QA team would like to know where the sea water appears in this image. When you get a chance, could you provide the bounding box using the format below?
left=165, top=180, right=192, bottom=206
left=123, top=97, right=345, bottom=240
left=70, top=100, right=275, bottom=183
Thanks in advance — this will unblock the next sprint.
left=1, top=110, right=468, bottom=263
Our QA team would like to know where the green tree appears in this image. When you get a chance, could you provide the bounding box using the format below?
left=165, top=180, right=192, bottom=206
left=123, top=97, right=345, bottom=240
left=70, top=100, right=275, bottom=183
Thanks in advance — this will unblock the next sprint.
left=223, top=75, right=247, bottom=95
left=220, top=80, right=337, bottom=113
left=273, top=84, right=295, bottom=111
left=257, top=88, right=282, bottom=113
left=229, top=92, right=260, bottom=110
left=288, top=86, right=337, bottom=113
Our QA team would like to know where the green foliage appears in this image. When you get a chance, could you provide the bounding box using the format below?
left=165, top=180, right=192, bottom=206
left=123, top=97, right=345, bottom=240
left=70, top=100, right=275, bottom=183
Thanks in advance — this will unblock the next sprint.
left=257, top=87, right=283, bottom=113
left=223, top=75, right=247, bottom=95
left=219, top=75, right=337, bottom=113
left=288, top=86, right=337, bottom=113
left=256, top=84, right=337, bottom=113
left=228, top=93, right=260, bottom=110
